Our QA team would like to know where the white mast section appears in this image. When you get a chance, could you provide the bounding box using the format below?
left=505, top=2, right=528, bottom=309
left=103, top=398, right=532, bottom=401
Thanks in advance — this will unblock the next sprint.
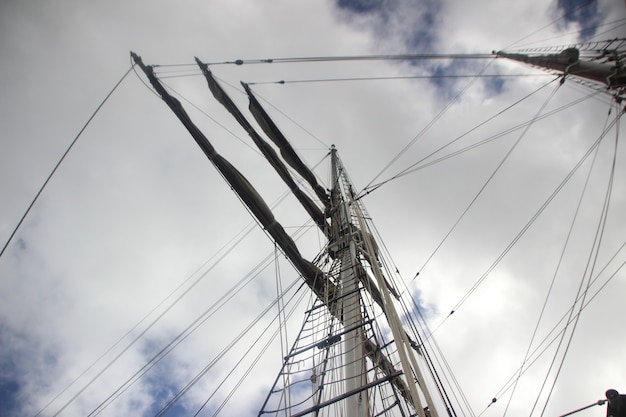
left=350, top=192, right=438, bottom=417
left=331, top=147, right=369, bottom=417
left=495, top=42, right=626, bottom=89
left=330, top=146, right=438, bottom=417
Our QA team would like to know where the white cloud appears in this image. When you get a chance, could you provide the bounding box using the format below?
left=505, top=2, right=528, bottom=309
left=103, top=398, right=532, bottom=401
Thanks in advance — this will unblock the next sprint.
left=0, top=0, right=624, bottom=416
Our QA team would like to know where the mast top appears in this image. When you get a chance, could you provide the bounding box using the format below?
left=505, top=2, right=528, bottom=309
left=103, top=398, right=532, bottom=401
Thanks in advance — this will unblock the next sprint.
left=495, top=40, right=626, bottom=90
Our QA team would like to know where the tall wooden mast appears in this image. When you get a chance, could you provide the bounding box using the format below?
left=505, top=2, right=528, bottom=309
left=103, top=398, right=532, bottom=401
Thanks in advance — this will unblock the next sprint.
left=496, top=39, right=626, bottom=91
left=132, top=51, right=452, bottom=416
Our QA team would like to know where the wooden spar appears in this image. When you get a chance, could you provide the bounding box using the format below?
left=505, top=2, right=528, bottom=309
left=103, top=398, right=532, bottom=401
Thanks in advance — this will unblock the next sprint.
left=495, top=47, right=626, bottom=89
left=131, top=52, right=419, bottom=413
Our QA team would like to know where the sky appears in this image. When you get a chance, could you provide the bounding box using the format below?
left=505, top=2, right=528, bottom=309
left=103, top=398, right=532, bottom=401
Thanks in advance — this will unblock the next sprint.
left=0, top=0, right=625, bottom=416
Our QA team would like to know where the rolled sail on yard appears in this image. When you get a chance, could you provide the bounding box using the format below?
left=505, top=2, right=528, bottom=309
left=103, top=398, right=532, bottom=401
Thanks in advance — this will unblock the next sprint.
left=195, top=58, right=330, bottom=235
left=496, top=47, right=626, bottom=88
left=243, top=82, right=330, bottom=208
left=131, top=52, right=333, bottom=304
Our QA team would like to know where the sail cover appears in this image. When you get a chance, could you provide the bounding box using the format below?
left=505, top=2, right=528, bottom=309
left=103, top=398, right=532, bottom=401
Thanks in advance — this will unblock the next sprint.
left=131, top=52, right=334, bottom=304
left=242, top=82, right=330, bottom=208
left=194, top=58, right=330, bottom=235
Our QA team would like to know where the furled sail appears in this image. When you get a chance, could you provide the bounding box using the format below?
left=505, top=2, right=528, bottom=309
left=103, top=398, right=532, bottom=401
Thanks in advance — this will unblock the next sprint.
left=242, top=82, right=330, bottom=208
left=195, top=58, right=330, bottom=235
left=496, top=47, right=626, bottom=88
left=131, top=52, right=420, bottom=413
left=131, top=52, right=333, bottom=305
left=194, top=58, right=404, bottom=328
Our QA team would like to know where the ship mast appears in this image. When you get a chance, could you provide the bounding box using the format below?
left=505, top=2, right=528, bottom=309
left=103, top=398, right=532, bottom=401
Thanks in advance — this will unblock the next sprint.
left=495, top=38, right=626, bottom=91
left=328, top=146, right=439, bottom=417
left=132, top=51, right=454, bottom=416
left=329, top=145, right=369, bottom=417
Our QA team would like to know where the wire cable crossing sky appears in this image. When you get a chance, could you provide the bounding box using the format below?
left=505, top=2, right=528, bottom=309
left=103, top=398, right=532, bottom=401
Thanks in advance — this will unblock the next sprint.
left=0, top=1, right=624, bottom=416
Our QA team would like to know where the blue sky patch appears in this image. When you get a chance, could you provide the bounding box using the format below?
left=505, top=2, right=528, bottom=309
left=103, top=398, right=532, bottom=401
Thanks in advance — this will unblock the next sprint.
left=337, top=0, right=385, bottom=14
left=557, top=0, right=601, bottom=40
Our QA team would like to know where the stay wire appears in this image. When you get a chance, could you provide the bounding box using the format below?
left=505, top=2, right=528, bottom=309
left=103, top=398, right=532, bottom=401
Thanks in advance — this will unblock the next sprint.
left=249, top=73, right=551, bottom=85
left=502, top=101, right=612, bottom=417
left=41, top=87, right=320, bottom=417
left=363, top=76, right=557, bottom=197
left=205, top=284, right=310, bottom=417
left=586, top=21, right=626, bottom=43
left=88, top=251, right=281, bottom=416
left=208, top=52, right=495, bottom=66
left=498, top=0, right=596, bottom=51
left=512, top=18, right=626, bottom=49
left=192, top=279, right=307, bottom=416
left=475, top=250, right=625, bottom=417
left=363, top=83, right=599, bottom=200
left=449, top=97, right=616, bottom=320
left=87, top=220, right=316, bottom=416
left=154, top=275, right=305, bottom=417
left=362, top=58, right=498, bottom=191
left=49, top=163, right=313, bottom=415
left=536, top=100, right=623, bottom=417
left=403, top=89, right=600, bottom=178
left=72, top=227, right=267, bottom=417
left=244, top=84, right=330, bottom=149
left=362, top=204, right=466, bottom=416
left=399, top=282, right=472, bottom=417
left=0, top=64, right=134, bottom=261
left=429, top=87, right=618, bottom=338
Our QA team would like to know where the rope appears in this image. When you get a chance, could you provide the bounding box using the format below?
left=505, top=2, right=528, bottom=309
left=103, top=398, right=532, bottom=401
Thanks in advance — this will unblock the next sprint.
left=248, top=73, right=551, bottom=85
left=153, top=277, right=303, bottom=417
left=476, top=249, right=625, bottom=417
left=206, top=52, right=495, bottom=66
left=0, top=65, right=134, bottom=260
left=512, top=20, right=626, bottom=49
left=362, top=58, right=498, bottom=190
left=206, top=284, right=309, bottom=417
left=502, top=102, right=613, bottom=417
left=498, top=0, right=598, bottom=51
left=558, top=399, right=607, bottom=417
left=360, top=82, right=599, bottom=199
left=49, top=185, right=315, bottom=415
left=449, top=95, right=615, bottom=319
left=535, top=101, right=623, bottom=417
left=430, top=87, right=618, bottom=340
left=85, top=220, right=317, bottom=416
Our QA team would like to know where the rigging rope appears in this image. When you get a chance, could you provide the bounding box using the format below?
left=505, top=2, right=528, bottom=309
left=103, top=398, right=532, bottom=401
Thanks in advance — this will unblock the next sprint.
left=476, top=248, right=625, bottom=417
left=153, top=276, right=304, bottom=417
left=85, top=219, right=318, bottom=416
left=76, top=236, right=274, bottom=417
left=362, top=58, right=498, bottom=191
left=512, top=19, right=626, bottom=49
left=248, top=73, right=552, bottom=85
left=449, top=99, right=617, bottom=319
left=38, top=76, right=326, bottom=417
left=424, top=78, right=564, bottom=317
left=0, top=65, right=134, bottom=261
left=364, top=77, right=561, bottom=197
left=206, top=52, right=495, bottom=66
left=428, top=90, right=620, bottom=341
left=202, top=284, right=310, bottom=417
left=359, top=80, right=599, bottom=200
left=535, top=101, right=623, bottom=417
left=502, top=102, right=614, bottom=417
left=47, top=180, right=319, bottom=415
left=498, top=0, right=597, bottom=51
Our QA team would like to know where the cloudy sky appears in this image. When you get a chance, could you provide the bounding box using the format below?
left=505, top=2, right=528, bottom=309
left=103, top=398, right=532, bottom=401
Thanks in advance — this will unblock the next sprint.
left=1, top=0, right=625, bottom=416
